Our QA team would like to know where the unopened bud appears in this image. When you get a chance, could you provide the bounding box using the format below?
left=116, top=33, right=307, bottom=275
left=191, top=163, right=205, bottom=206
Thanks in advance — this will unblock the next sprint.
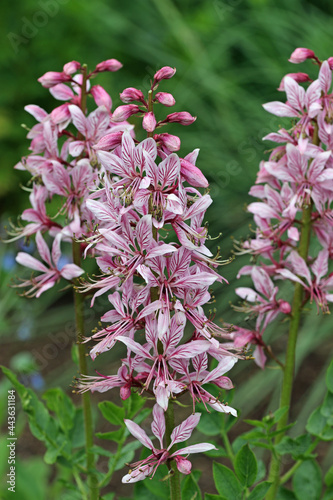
left=93, top=131, right=123, bottom=150
left=278, top=300, right=291, bottom=314
left=63, top=61, right=81, bottom=75
left=155, top=92, right=176, bottom=107
left=120, top=87, right=145, bottom=103
left=142, top=111, right=156, bottom=132
left=166, top=112, right=196, bottom=126
left=95, top=59, right=123, bottom=72
left=289, top=48, right=317, bottom=64
left=154, top=66, right=176, bottom=83
left=154, top=133, right=181, bottom=152
left=111, top=104, right=140, bottom=122
left=278, top=73, right=312, bottom=91
left=180, top=158, right=208, bottom=188
left=38, top=71, right=71, bottom=88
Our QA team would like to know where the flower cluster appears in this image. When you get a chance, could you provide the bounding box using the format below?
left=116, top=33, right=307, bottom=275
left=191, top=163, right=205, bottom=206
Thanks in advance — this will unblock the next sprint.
left=11, top=58, right=131, bottom=294
left=13, top=62, right=240, bottom=482
left=232, top=48, right=333, bottom=368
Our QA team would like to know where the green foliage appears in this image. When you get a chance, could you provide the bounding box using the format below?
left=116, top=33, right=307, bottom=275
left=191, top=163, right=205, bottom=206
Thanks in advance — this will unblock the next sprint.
left=275, top=434, right=313, bottom=460
left=234, top=444, right=257, bottom=487
left=212, top=462, right=242, bottom=500
left=182, top=473, right=202, bottom=500
left=292, top=460, right=322, bottom=500
left=247, top=482, right=272, bottom=500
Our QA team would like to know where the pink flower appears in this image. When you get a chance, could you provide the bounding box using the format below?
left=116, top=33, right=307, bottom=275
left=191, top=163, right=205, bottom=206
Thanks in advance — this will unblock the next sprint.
left=155, top=92, right=176, bottom=107
left=165, top=111, right=196, bottom=126
left=16, top=232, right=83, bottom=297
left=122, top=404, right=216, bottom=483
left=277, top=250, right=333, bottom=313
left=142, top=111, right=156, bottom=132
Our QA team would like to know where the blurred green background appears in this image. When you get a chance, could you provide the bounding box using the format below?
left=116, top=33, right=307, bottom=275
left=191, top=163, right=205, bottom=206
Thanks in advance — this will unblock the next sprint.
left=1, top=0, right=333, bottom=498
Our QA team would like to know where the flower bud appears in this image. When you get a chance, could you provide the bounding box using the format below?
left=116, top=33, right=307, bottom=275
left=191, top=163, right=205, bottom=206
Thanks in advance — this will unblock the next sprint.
left=289, top=48, right=316, bottom=64
left=278, top=73, right=312, bottom=91
left=278, top=300, right=292, bottom=314
left=154, top=133, right=181, bottom=151
left=93, top=131, right=123, bottom=150
left=63, top=61, right=81, bottom=75
left=154, top=66, right=176, bottom=83
left=166, top=112, right=196, bottom=126
left=174, top=456, right=192, bottom=475
left=180, top=158, right=208, bottom=188
left=120, top=87, right=145, bottom=103
left=111, top=104, right=140, bottom=122
left=38, top=71, right=71, bottom=88
left=155, top=92, right=176, bottom=107
left=95, top=59, right=123, bottom=72
left=90, top=85, right=112, bottom=110
left=142, top=111, right=156, bottom=132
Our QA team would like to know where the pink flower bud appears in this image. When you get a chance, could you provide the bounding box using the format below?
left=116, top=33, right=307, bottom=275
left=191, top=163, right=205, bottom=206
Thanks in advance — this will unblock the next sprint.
left=155, top=92, right=176, bottom=107
left=111, top=104, right=140, bottom=122
left=166, top=112, right=196, bottom=126
left=120, top=385, right=131, bottom=400
left=93, top=131, right=123, bottom=150
left=289, top=48, right=316, bottom=64
left=90, top=85, right=112, bottom=109
left=278, top=300, right=292, bottom=314
left=38, top=71, right=71, bottom=88
left=120, top=87, right=145, bottom=103
left=154, top=133, right=181, bottom=151
left=180, top=158, right=208, bottom=188
left=142, top=111, right=156, bottom=132
left=95, top=59, right=123, bottom=72
left=278, top=73, right=312, bottom=91
left=154, top=66, right=176, bottom=83
left=174, top=456, right=192, bottom=475
left=63, top=61, right=81, bottom=75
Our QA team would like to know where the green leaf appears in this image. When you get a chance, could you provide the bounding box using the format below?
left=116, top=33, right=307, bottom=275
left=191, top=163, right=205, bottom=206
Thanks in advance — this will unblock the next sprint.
left=275, top=434, right=312, bottom=459
left=213, top=462, right=243, bottom=500
left=197, top=410, right=223, bottom=436
left=234, top=444, right=257, bottom=487
left=244, top=419, right=267, bottom=429
left=321, top=391, right=333, bottom=419
left=101, top=494, right=115, bottom=500
left=324, top=465, right=333, bottom=487
left=182, top=473, right=202, bottom=500
left=292, top=460, right=322, bottom=500
left=247, top=481, right=271, bottom=500
left=276, top=487, right=297, bottom=500
left=96, top=429, right=124, bottom=442
left=326, top=360, right=333, bottom=393
left=98, top=401, right=125, bottom=426
left=306, top=407, right=333, bottom=441
left=122, top=391, right=146, bottom=418
left=42, top=388, right=75, bottom=433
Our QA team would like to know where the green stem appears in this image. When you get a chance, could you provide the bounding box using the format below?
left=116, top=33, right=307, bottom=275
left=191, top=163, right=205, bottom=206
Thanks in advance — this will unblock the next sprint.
left=266, top=123, right=319, bottom=500
left=165, top=402, right=182, bottom=500
left=221, top=430, right=235, bottom=467
left=266, top=204, right=312, bottom=499
left=73, top=241, right=99, bottom=500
